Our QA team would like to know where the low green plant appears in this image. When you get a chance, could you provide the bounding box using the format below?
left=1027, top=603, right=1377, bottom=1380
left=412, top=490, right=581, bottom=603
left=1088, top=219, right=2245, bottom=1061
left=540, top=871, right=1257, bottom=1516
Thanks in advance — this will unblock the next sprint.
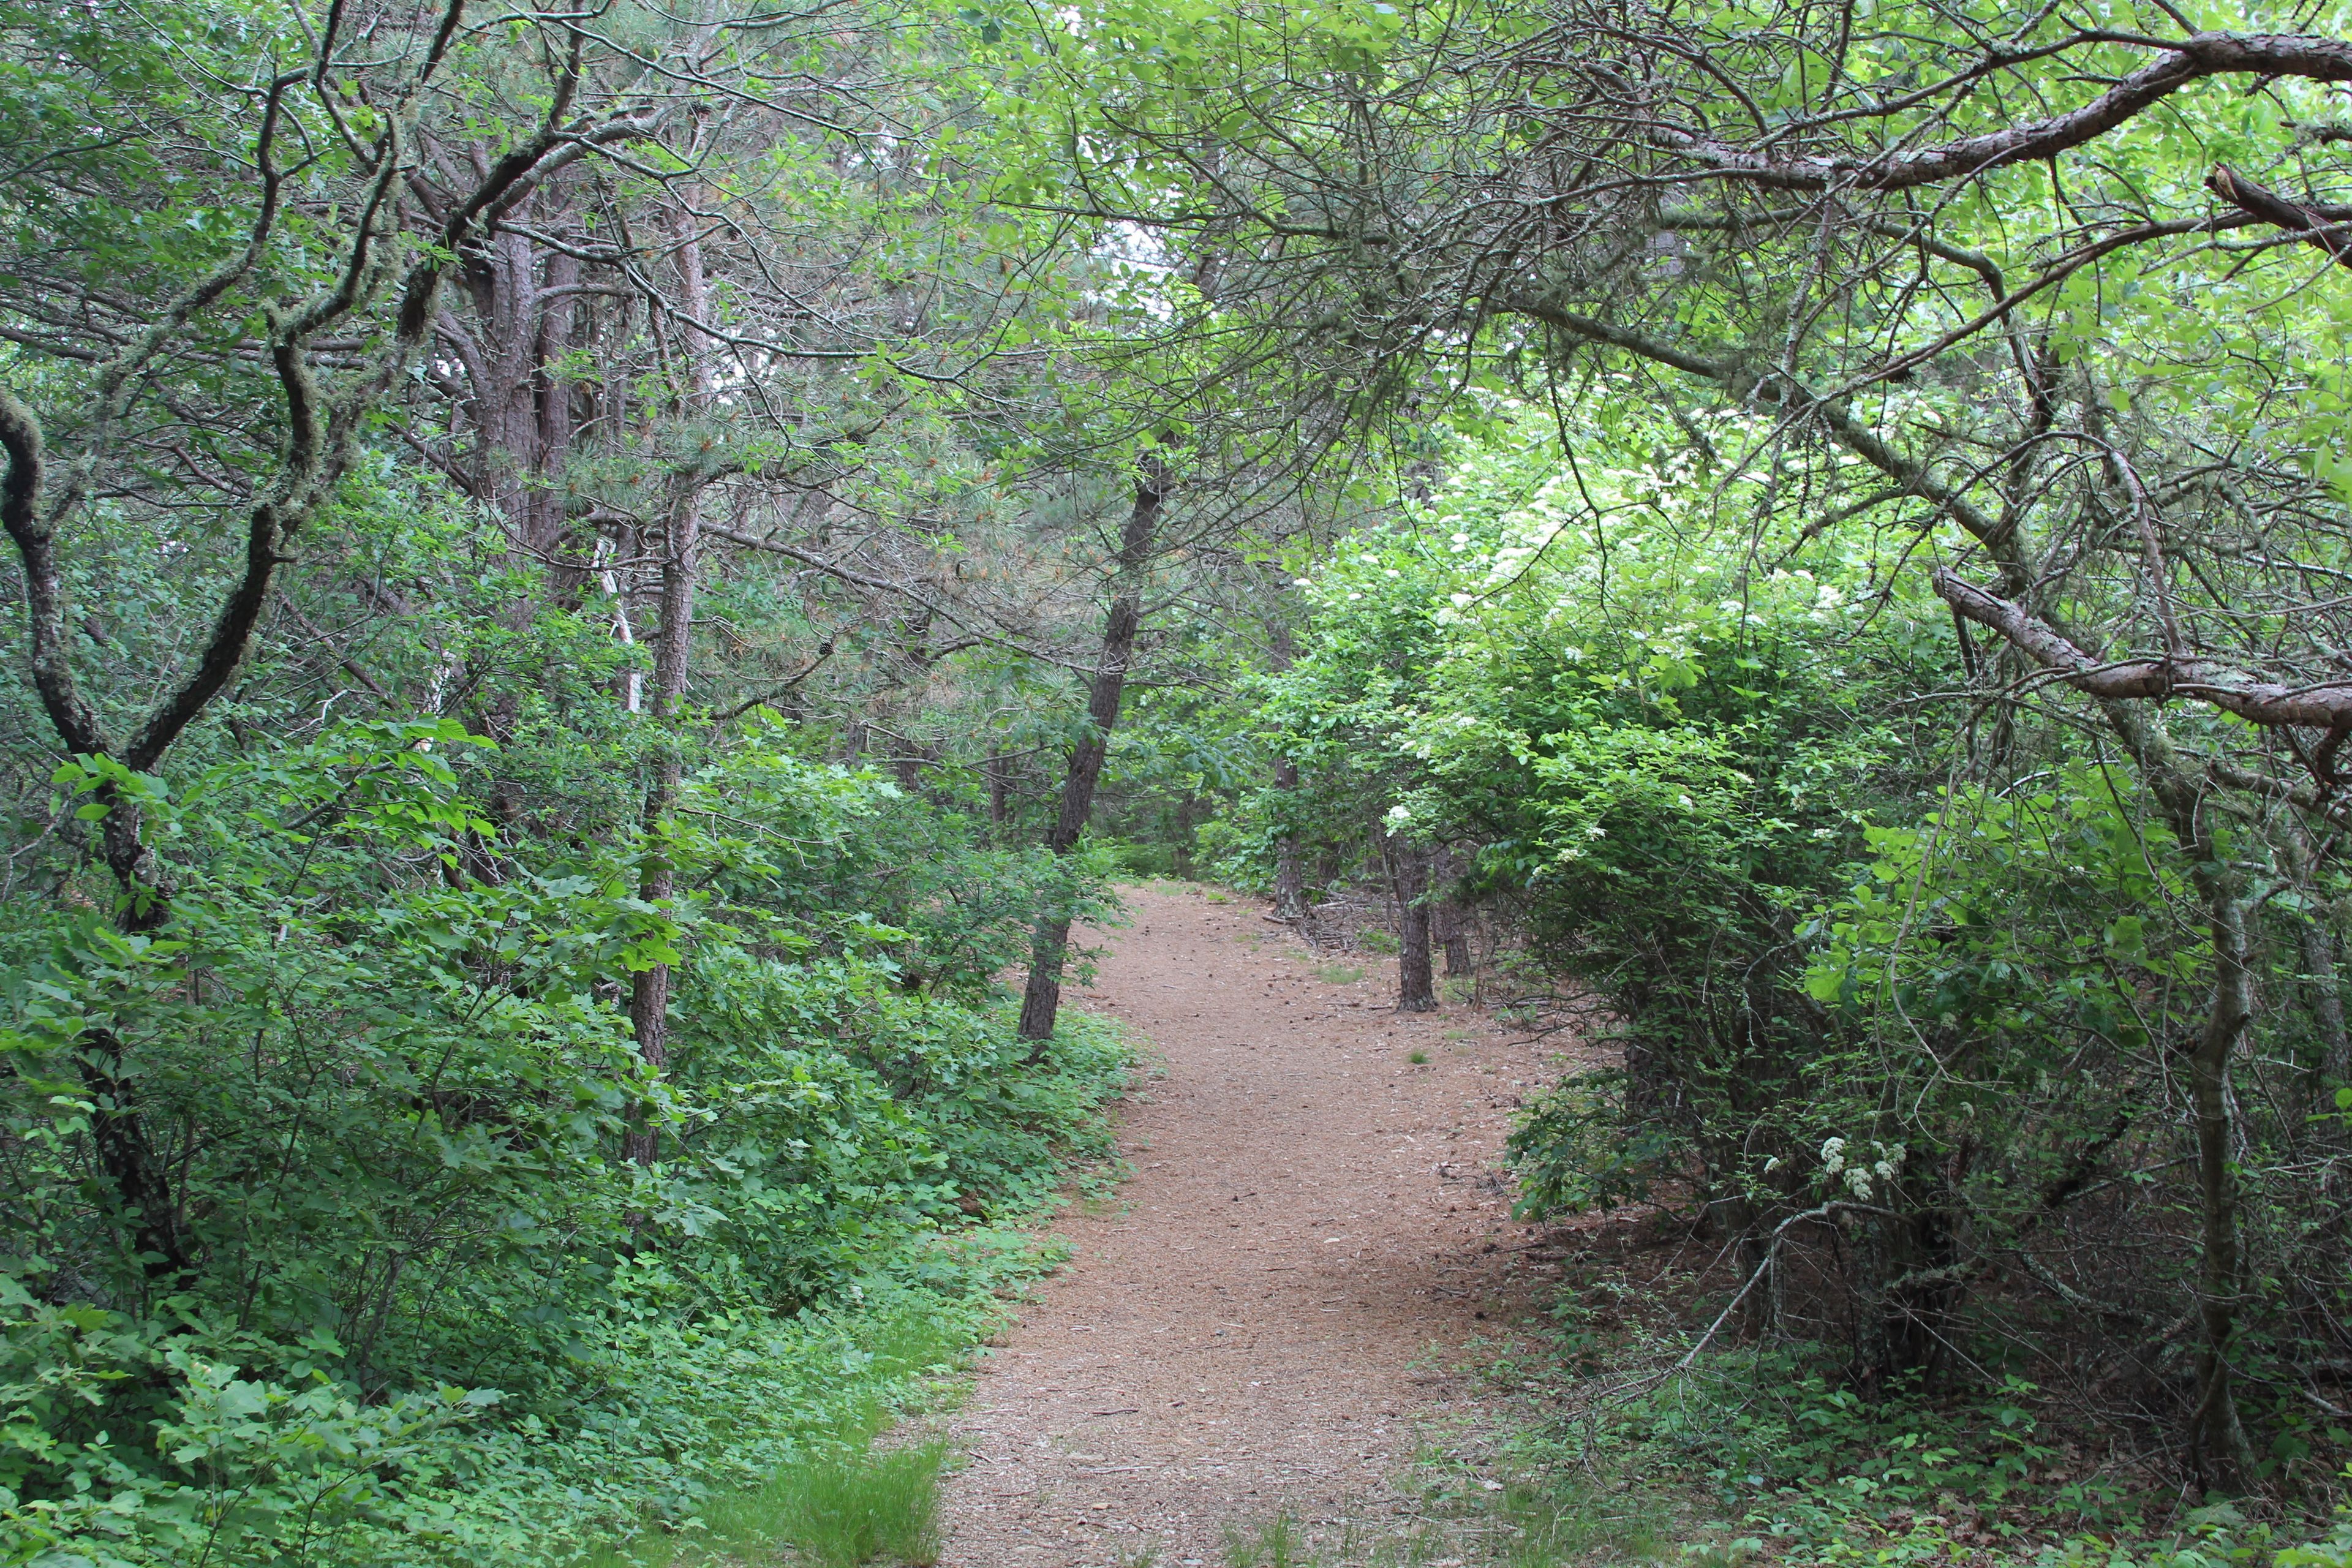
left=1227, top=1512, right=1308, bottom=1567
left=1488, top=1474, right=1672, bottom=1566
left=1409, top=1049, right=1430, bottom=1065
left=1212, top=1472, right=1679, bottom=1567
left=763, top=1437, right=947, bottom=1567
left=1317, top=963, right=1366, bottom=984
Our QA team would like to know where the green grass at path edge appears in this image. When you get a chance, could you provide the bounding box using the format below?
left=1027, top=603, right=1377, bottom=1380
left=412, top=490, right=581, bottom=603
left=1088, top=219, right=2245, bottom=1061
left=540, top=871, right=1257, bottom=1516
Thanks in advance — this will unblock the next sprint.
left=578, top=1009, right=1137, bottom=1568
left=570, top=1271, right=968, bottom=1568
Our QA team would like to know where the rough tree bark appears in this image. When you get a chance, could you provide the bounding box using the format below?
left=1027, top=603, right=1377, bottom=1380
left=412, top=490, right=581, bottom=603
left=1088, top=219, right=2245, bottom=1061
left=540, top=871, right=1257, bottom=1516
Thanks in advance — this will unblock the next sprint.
left=1430, top=846, right=1472, bottom=975
left=1435, top=900, right=1472, bottom=978
left=1016, top=456, right=1170, bottom=1044
left=2313, top=922, right=2352, bottom=1097
left=1382, top=827, right=1437, bottom=1012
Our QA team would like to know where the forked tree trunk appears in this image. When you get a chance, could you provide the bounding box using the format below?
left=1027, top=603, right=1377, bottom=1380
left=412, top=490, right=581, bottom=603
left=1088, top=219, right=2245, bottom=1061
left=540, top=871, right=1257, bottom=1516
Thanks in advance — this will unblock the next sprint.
left=1017, top=457, right=1169, bottom=1045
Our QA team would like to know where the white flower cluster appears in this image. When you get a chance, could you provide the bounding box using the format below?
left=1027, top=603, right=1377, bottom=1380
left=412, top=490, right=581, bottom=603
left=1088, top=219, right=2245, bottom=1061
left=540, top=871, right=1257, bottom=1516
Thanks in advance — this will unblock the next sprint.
left=1819, top=1136, right=1906, bottom=1200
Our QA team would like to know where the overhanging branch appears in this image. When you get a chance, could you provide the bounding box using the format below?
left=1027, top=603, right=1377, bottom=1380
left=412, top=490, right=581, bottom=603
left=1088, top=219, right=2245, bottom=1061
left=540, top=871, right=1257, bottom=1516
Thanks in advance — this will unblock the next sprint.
left=1932, top=567, right=2352, bottom=733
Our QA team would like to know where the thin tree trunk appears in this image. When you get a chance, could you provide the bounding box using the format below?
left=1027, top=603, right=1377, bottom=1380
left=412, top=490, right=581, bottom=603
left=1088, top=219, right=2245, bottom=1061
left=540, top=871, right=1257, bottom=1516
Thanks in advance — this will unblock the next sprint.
left=986, top=752, right=1008, bottom=827
left=1384, top=828, right=1436, bottom=1012
left=1172, top=792, right=1197, bottom=878
left=1272, top=756, right=1309, bottom=921
left=2100, top=699, right=2261, bottom=1487
left=2283, top=820, right=2351, bottom=1105
left=1265, top=622, right=1309, bottom=922
left=625, top=209, right=714, bottom=1166
left=1017, top=457, right=1169, bottom=1045
left=2305, top=919, right=2351, bottom=1095
left=1436, top=900, right=1472, bottom=977
left=2186, top=892, right=2259, bottom=1483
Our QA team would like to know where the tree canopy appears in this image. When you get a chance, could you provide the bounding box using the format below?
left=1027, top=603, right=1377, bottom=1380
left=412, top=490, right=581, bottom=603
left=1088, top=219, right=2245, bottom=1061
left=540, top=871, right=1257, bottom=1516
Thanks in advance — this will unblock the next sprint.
left=5, top=0, right=2352, bottom=1560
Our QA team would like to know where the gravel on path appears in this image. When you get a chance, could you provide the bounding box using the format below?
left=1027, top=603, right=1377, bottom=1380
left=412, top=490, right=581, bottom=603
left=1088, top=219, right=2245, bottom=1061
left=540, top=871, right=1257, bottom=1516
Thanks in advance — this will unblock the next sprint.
left=935, top=884, right=1589, bottom=1567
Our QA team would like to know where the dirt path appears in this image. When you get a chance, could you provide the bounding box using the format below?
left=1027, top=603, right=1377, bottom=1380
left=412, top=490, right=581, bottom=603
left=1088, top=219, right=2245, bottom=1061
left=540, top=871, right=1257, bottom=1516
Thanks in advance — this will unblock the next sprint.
left=937, top=884, right=1584, bottom=1566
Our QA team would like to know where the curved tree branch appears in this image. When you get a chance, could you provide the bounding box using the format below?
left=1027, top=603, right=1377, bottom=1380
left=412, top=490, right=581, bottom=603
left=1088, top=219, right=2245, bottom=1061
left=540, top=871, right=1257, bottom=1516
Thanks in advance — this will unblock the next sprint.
left=1667, top=32, right=2352, bottom=191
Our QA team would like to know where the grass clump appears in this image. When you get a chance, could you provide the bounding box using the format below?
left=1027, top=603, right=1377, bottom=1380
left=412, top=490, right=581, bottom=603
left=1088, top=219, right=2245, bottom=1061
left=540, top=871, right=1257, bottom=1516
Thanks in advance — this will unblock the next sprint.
left=1227, top=1512, right=1310, bottom=1567
left=1317, top=962, right=1366, bottom=984
left=763, top=1435, right=946, bottom=1567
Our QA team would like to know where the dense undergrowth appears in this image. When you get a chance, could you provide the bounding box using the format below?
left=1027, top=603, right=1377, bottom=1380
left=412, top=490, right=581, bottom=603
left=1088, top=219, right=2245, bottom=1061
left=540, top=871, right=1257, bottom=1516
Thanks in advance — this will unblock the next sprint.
left=0, top=494, right=1129, bottom=1567
left=4, top=971, right=1123, bottom=1568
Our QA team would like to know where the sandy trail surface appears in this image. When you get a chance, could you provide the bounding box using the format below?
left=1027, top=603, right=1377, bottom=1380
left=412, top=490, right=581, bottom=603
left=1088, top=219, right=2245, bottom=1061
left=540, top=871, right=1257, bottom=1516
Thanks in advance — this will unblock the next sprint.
left=936, top=884, right=1581, bottom=1567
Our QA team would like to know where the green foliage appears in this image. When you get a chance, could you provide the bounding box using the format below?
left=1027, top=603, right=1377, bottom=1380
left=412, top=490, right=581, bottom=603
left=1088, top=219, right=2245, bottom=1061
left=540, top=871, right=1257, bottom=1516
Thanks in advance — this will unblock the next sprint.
left=0, top=477, right=1130, bottom=1564
left=1243, top=400, right=2352, bottom=1489
left=759, top=1438, right=947, bottom=1568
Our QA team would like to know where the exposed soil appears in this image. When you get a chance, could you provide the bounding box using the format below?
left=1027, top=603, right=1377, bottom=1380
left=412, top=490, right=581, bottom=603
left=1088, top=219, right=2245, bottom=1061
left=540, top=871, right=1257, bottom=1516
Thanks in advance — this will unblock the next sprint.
left=936, top=884, right=1596, bottom=1566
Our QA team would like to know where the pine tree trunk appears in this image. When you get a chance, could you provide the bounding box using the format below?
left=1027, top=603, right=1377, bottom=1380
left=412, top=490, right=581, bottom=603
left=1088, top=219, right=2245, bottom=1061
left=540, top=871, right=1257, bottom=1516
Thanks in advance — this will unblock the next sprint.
left=1017, top=457, right=1169, bottom=1045
left=1384, top=829, right=1437, bottom=1012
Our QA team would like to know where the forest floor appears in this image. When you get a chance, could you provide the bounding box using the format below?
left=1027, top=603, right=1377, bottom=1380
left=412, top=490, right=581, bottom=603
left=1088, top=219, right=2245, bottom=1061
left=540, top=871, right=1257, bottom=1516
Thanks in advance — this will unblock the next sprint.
left=933, top=882, right=1599, bottom=1567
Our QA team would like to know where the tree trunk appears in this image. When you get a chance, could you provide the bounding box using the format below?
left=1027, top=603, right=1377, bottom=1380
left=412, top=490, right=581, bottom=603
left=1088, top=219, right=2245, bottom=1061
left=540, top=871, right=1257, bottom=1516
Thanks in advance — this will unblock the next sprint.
left=1272, top=756, right=1309, bottom=921
left=3, top=399, right=194, bottom=1281
left=2304, top=918, right=2351, bottom=1101
left=2283, top=820, right=2351, bottom=1106
left=1172, top=791, right=1197, bottom=878
left=1384, top=828, right=1436, bottom=1012
left=1436, top=900, right=1472, bottom=977
left=2185, top=892, right=2259, bottom=1483
left=986, top=752, right=1009, bottom=827
left=2100, top=699, right=2261, bottom=1487
left=625, top=209, right=714, bottom=1166
left=1265, top=622, right=1309, bottom=922
left=1016, top=457, right=1169, bottom=1045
